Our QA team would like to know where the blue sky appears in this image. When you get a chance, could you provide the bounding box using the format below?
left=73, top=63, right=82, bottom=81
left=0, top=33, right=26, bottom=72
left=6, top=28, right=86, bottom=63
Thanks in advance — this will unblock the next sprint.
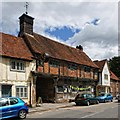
left=44, top=18, right=100, bottom=41
left=45, top=26, right=80, bottom=41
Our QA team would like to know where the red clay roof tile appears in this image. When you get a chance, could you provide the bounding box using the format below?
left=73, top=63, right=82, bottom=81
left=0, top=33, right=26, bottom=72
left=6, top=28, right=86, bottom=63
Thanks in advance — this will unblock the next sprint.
left=0, top=32, right=33, bottom=60
left=110, top=71, right=119, bottom=81
left=25, top=33, right=98, bottom=68
left=94, top=59, right=107, bottom=71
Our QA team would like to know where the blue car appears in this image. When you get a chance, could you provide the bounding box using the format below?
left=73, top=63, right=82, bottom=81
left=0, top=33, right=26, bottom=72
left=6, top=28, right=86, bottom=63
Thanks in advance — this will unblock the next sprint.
left=96, top=93, right=113, bottom=103
left=0, top=97, right=28, bottom=119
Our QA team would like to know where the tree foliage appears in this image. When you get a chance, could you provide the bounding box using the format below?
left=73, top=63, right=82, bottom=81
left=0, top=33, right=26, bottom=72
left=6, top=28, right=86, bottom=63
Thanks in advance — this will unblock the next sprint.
left=109, top=56, right=120, bottom=78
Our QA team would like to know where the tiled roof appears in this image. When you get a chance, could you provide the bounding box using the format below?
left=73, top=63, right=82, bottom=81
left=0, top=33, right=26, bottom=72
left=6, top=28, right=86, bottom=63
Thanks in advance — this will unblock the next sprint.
left=0, top=32, right=33, bottom=60
left=94, top=59, right=107, bottom=71
left=110, top=71, right=119, bottom=81
left=25, top=33, right=98, bottom=68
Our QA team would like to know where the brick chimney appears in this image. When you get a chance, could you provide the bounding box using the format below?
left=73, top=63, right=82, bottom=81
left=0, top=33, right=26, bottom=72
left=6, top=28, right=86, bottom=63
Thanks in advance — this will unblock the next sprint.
left=76, top=45, right=83, bottom=51
left=18, top=14, right=34, bottom=36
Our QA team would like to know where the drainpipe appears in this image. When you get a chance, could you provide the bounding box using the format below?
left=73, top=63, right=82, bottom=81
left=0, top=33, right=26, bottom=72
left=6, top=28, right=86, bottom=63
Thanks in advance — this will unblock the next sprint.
left=29, top=81, right=32, bottom=107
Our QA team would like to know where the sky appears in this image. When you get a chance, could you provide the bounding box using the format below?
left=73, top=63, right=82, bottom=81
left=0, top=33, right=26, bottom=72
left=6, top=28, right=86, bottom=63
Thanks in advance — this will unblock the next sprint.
left=0, top=0, right=119, bottom=60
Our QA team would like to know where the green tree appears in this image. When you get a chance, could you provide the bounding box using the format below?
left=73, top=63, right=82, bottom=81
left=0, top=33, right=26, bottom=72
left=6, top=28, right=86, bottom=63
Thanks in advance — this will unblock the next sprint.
left=109, top=56, right=120, bottom=78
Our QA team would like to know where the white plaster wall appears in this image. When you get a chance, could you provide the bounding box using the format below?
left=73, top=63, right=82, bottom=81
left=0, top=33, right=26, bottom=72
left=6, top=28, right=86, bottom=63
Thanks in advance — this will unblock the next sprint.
left=0, top=57, right=34, bottom=81
left=0, top=85, right=1, bottom=97
left=102, top=62, right=110, bottom=86
left=0, top=57, right=35, bottom=104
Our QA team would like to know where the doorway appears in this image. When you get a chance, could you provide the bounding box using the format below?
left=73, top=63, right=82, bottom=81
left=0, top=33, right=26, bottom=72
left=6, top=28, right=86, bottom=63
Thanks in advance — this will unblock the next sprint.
left=2, top=85, right=12, bottom=97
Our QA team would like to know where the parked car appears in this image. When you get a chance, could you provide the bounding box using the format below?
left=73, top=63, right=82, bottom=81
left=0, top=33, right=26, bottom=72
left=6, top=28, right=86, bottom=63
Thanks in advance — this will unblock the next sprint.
left=117, top=93, right=120, bottom=102
left=96, top=93, right=113, bottom=103
left=75, top=93, right=99, bottom=106
left=0, top=97, right=28, bottom=119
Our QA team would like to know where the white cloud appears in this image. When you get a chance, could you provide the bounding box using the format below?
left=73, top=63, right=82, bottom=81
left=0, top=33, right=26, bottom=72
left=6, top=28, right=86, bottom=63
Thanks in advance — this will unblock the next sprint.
left=65, top=2, right=118, bottom=60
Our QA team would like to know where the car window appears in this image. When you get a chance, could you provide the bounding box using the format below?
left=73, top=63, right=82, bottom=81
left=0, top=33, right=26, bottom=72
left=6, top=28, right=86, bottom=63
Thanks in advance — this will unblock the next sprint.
left=87, top=94, right=91, bottom=98
left=99, top=93, right=105, bottom=96
left=10, top=98, right=18, bottom=105
left=91, top=94, right=95, bottom=98
left=0, top=98, right=9, bottom=107
left=77, top=94, right=86, bottom=98
left=107, top=94, right=112, bottom=96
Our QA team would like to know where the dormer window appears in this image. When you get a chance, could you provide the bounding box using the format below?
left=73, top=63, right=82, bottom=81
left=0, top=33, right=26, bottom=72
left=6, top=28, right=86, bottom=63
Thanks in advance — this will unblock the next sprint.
left=10, top=60, right=25, bottom=72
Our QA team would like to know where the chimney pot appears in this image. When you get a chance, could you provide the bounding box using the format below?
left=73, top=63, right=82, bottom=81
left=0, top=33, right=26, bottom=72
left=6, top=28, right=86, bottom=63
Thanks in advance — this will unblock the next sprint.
left=76, top=45, right=83, bottom=51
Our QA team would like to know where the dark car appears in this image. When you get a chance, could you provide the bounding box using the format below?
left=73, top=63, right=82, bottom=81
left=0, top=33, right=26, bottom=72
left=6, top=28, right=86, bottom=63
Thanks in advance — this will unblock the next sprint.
left=75, top=93, right=99, bottom=106
left=0, top=97, right=28, bottom=119
left=96, top=93, right=113, bottom=103
left=117, top=93, right=120, bottom=102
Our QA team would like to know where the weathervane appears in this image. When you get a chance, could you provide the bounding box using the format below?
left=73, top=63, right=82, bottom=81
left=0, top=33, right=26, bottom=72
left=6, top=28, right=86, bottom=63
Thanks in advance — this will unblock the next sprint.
left=24, top=2, right=29, bottom=14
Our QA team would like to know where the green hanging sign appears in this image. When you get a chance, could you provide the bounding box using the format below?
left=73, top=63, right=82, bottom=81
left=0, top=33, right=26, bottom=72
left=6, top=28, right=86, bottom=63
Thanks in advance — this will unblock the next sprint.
left=70, top=85, right=91, bottom=91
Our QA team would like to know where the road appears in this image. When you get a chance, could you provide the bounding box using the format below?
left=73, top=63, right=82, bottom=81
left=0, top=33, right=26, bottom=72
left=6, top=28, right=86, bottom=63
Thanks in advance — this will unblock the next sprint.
left=27, top=101, right=119, bottom=119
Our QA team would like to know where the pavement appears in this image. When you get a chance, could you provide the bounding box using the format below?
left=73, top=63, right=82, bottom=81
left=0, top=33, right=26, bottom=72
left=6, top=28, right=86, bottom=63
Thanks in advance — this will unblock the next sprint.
left=29, top=102, right=76, bottom=113
left=29, top=98, right=118, bottom=114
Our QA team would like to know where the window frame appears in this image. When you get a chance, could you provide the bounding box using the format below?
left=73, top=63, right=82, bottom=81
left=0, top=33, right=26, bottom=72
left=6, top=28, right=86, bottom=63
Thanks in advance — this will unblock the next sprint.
left=49, top=60, right=60, bottom=68
left=16, top=86, right=28, bottom=98
left=68, top=63, right=78, bottom=70
left=104, top=74, right=108, bottom=80
left=10, top=60, right=25, bottom=72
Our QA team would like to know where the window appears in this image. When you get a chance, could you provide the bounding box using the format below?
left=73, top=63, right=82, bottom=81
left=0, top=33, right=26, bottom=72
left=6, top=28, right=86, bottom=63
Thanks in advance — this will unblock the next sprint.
left=49, top=60, right=59, bottom=67
left=104, top=74, right=108, bottom=80
left=57, top=86, right=64, bottom=92
left=37, top=60, right=44, bottom=67
left=0, top=98, right=9, bottom=107
left=94, top=71, right=98, bottom=75
left=10, top=60, right=25, bottom=71
left=16, top=86, right=28, bottom=98
left=10, top=98, right=18, bottom=105
left=68, top=64, right=78, bottom=70
left=84, top=66, right=91, bottom=72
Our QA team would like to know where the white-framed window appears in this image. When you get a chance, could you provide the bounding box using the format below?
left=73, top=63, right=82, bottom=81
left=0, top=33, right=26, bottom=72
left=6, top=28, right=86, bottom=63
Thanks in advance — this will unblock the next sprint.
left=16, top=86, right=28, bottom=98
left=10, top=60, right=25, bottom=72
left=104, top=74, right=108, bottom=80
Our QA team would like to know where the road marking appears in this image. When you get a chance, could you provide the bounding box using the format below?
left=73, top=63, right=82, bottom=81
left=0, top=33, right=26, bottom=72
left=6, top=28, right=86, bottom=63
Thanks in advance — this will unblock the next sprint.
left=81, top=110, right=105, bottom=118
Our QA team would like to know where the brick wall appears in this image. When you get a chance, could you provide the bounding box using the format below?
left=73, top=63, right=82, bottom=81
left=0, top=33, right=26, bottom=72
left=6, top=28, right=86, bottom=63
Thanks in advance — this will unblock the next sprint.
left=110, top=80, right=120, bottom=97
left=37, top=60, right=98, bottom=80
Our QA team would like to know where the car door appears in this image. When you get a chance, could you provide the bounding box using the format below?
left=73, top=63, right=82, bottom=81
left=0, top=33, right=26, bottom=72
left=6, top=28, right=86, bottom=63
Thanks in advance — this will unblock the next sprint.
left=8, top=97, right=21, bottom=117
left=89, top=94, right=96, bottom=103
left=87, top=94, right=93, bottom=103
left=107, top=94, right=112, bottom=101
left=0, top=98, right=10, bottom=119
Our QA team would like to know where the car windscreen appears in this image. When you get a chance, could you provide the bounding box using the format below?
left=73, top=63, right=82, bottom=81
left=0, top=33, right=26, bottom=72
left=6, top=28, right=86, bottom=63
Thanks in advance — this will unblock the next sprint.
left=77, top=94, right=87, bottom=98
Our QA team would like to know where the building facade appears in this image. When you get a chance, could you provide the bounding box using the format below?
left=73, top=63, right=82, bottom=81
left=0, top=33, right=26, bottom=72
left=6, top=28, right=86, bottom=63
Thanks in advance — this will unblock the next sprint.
left=1, top=13, right=99, bottom=107
left=110, top=71, right=120, bottom=97
left=18, top=14, right=99, bottom=105
left=0, top=32, right=35, bottom=105
left=94, top=60, right=111, bottom=95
